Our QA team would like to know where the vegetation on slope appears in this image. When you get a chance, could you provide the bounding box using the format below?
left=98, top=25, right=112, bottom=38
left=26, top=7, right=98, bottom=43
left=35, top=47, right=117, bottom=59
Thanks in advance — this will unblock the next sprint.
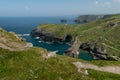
left=35, top=15, right=120, bottom=58
left=0, top=15, right=120, bottom=80
left=0, top=16, right=120, bottom=80
left=0, top=28, right=32, bottom=51
left=0, top=48, right=120, bottom=80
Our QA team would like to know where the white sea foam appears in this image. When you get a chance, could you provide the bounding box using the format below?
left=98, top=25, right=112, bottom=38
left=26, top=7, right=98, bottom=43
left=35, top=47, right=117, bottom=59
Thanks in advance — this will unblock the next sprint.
left=18, top=34, right=30, bottom=37
left=38, top=41, right=42, bottom=43
left=35, top=37, right=40, bottom=39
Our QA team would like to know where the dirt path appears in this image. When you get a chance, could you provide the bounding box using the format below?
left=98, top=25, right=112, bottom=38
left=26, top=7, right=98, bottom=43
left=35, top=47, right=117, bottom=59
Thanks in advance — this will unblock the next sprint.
left=73, top=62, right=120, bottom=75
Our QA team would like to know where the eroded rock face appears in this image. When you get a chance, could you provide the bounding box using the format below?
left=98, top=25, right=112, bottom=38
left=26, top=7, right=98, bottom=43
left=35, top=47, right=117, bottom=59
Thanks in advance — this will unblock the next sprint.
left=31, top=28, right=119, bottom=60
left=80, top=42, right=117, bottom=60
left=31, top=29, right=74, bottom=43
left=64, top=37, right=81, bottom=58
left=31, top=29, right=64, bottom=43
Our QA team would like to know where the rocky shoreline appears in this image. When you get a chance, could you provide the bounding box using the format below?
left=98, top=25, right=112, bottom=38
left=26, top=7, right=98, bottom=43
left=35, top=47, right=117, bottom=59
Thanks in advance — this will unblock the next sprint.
left=31, top=28, right=119, bottom=61
left=31, top=29, right=65, bottom=43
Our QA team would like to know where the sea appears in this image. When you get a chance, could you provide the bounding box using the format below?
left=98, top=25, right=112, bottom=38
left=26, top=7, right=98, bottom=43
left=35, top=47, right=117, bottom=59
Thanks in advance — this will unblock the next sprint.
left=0, top=17, right=93, bottom=60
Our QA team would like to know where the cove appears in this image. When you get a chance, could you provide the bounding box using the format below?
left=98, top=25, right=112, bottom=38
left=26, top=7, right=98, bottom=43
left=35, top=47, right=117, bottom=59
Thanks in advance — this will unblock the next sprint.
left=23, top=36, right=70, bottom=54
left=23, top=36, right=93, bottom=61
left=79, top=51, right=93, bottom=61
left=0, top=17, right=93, bottom=61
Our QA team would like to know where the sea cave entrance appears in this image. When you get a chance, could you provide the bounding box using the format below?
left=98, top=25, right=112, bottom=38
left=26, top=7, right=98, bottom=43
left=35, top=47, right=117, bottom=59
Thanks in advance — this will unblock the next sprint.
left=64, top=35, right=72, bottom=42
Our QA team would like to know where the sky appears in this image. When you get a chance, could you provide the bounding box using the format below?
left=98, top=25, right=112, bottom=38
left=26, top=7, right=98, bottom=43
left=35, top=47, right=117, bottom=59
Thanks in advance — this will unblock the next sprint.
left=0, top=0, right=120, bottom=17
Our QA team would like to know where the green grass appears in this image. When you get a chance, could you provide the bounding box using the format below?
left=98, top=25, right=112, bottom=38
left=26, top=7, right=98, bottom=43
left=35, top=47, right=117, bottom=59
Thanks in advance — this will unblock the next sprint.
left=89, top=60, right=120, bottom=66
left=88, top=69, right=120, bottom=80
left=0, top=48, right=89, bottom=80
left=0, top=48, right=120, bottom=80
left=1, top=15, right=120, bottom=80
left=35, top=15, right=120, bottom=58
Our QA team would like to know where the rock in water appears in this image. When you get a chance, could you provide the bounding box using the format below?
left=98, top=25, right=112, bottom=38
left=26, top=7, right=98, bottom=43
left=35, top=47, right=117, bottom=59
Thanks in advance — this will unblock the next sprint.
left=42, top=51, right=57, bottom=59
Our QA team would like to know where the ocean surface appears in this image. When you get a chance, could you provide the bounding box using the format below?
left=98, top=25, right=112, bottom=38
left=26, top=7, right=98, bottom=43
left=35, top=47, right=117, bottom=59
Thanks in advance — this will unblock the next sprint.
left=0, top=17, right=93, bottom=60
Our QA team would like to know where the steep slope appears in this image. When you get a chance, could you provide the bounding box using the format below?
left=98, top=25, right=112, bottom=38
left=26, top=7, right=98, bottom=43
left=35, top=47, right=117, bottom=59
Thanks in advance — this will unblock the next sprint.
left=31, top=15, right=120, bottom=60
left=0, top=28, right=33, bottom=51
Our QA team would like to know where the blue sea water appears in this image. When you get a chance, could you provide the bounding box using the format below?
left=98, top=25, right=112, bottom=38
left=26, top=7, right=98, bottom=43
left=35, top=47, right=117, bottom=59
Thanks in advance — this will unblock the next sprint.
left=0, top=17, right=74, bottom=53
left=0, top=17, right=75, bottom=34
left=0, top=17, right=93, bottom=60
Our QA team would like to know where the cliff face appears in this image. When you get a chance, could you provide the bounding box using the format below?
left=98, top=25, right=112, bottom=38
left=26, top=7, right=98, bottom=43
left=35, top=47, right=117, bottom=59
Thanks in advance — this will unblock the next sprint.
left=65, top=37, right=81, bottom=58
left=31, top=28, right=64, bottom=43
left=31, top=14, right=120, bottom=61
left=80, top=42, right=115, bottom=60
left=31, top=24, right=76, bottom=44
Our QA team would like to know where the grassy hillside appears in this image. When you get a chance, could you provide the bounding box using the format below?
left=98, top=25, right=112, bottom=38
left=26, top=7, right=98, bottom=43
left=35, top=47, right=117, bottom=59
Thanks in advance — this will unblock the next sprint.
left=0, top=48, right=120, bottom=80
left=0, top=28, right=32, bottom=51
left=36, top=15, right=120, bottom=58
left=0, top=19, right=120, bottom=80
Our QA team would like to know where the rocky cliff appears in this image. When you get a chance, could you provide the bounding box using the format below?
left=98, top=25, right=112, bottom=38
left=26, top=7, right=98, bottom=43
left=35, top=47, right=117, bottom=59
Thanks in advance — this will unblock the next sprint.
left=65, top=37, right=81, bottom=58
left=31, top=14, right=120, bottom=61
left=31, top=28, right=64, bottom=43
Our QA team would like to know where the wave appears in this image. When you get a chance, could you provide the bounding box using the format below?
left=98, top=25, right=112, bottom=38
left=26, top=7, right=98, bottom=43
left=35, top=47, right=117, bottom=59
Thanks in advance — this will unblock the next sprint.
left=18, top=34, right=30, bottom=37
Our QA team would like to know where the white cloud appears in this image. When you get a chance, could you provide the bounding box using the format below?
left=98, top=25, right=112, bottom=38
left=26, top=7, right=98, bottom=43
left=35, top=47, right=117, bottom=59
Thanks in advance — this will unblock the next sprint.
left=94, top=1, right=99, bottom=5
left=113, top=0, right=120, bottom=2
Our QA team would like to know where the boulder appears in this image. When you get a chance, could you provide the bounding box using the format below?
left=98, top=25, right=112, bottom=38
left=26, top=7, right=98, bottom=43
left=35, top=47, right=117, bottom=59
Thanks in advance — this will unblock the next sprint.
left=72, top=62, right=89, bottom=75
left=42, top=51, right=57, bottom=59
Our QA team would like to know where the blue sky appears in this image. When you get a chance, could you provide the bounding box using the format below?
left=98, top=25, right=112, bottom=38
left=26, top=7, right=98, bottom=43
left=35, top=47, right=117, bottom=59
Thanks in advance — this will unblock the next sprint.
left=0, top=0, right=120, bottom=17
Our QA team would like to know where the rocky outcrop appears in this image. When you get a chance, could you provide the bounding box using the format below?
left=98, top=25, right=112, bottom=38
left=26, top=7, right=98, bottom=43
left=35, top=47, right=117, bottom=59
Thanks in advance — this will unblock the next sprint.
left=25, top=43, right=33, bottom=48
left=64, top=37, right=81, bottom=58
left=31, top=28, right=119, bottom=60
left=80, top=42, right=117, bottom=60
left=65, top=39, right=119, bottom=60
left=31, top=29, right=73, bottom=43
left=31, top=29, right=64, bottom=43
left=42, top=51, right=57, bottom=59
left=72, top=62, right=88, bottom=75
